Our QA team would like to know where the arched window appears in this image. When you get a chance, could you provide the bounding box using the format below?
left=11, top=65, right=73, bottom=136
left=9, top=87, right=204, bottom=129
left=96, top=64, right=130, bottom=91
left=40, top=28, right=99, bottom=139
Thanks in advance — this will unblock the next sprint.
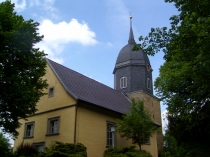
left=120, top=77, right=127, bottom=89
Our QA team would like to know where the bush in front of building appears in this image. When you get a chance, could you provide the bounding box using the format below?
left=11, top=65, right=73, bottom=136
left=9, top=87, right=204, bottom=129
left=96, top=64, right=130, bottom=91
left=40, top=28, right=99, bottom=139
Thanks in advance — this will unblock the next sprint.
left=38, top=141, right=87, bottom=157
left=13, top=142, right=39, bottom=157
left=104, top=146, right=153, bottom=157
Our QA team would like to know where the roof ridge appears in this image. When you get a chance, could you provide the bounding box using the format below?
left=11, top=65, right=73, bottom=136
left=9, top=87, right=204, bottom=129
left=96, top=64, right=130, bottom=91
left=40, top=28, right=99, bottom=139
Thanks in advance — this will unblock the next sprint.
left=46, top=58, right=124, bottom=95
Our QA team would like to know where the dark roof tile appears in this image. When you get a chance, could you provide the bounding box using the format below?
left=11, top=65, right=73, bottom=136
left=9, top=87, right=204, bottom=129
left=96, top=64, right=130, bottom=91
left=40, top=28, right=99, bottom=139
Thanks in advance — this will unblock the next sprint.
left=46, top=58, right=131, bottom=114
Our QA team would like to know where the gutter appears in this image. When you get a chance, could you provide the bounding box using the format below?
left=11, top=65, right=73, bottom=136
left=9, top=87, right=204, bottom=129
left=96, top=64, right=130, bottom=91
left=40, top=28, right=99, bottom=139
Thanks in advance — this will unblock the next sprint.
left=74, top=103, right=79, bottom=144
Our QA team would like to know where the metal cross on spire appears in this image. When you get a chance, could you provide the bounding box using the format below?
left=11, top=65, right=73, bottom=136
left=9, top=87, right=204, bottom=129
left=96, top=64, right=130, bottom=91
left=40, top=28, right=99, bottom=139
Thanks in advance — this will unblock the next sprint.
left=128, top=10, right=135, bottom=44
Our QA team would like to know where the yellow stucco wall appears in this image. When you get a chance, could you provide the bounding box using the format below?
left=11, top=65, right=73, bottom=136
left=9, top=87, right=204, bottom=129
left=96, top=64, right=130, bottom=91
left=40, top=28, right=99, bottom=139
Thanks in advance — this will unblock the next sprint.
left=14, top=107, right=76, bottom=149
left=76, top=105, right=158, bottom=157
left=14, top=63, right=77, bottom=149
left=36, top=64, right=77, bottom=113
left=127, top=91, right=164, bottom=151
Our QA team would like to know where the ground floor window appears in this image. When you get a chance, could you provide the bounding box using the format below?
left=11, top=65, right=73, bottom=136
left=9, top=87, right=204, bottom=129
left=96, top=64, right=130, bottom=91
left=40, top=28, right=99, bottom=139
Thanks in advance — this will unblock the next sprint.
left=144, top=135, right=150, bottom=144
left=33, top=142, right=45, bottom=152
left=107, top=122, right=116, bottom=147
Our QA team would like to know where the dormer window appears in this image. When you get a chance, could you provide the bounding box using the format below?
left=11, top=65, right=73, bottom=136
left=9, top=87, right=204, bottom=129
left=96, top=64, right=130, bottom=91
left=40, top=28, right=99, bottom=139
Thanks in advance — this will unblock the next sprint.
left=120, top=77, right=127, bottom=89
left=147, top=78, right=151, bottom=90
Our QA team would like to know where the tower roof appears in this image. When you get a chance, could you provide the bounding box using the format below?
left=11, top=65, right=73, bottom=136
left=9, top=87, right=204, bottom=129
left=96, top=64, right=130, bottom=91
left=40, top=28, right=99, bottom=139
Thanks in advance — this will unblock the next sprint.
left=113, top=15, right=153, bottom=95
left=113, top=16, right=150, bottom=72
left=114, top=44, right=150, bottom=71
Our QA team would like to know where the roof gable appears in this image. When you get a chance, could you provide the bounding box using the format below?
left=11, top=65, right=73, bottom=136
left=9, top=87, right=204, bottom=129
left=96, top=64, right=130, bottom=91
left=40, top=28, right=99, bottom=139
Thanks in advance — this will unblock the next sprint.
left=46, top=58, right=131, bottom=114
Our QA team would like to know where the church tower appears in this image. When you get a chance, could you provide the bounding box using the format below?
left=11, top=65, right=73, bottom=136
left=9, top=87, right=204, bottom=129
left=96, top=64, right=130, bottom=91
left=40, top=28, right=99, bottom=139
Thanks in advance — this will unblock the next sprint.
left=113, top=15, right=163, bottom=151
left=113, top=15, right=153, bottom=95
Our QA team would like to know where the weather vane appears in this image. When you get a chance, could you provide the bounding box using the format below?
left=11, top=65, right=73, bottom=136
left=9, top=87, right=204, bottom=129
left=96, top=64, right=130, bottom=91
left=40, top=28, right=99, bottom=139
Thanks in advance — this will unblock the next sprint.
left=130, top=10, right=132, bottom=19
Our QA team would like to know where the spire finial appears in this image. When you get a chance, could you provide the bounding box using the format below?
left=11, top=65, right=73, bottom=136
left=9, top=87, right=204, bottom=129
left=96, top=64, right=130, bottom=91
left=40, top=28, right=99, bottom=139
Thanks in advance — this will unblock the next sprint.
left=128, top=10, right=135, bottom=44
left=130, top=10, right=132, bottom=19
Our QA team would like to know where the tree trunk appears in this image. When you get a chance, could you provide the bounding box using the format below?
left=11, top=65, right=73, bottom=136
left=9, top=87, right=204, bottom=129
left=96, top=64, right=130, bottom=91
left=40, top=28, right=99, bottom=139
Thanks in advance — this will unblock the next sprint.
left=139, top=143, right=141, bottom=150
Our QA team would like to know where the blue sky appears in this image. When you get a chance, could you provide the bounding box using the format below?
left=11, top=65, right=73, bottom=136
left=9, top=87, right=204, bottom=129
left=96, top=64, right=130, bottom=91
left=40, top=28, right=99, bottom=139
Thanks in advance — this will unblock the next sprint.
left=1, top=0, right=178, bottom=135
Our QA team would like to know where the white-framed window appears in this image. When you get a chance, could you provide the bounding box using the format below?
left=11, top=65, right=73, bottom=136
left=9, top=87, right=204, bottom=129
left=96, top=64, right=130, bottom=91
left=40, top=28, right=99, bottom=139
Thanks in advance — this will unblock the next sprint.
left=120, top=77, right=127, bottom=89
left=147, top=78, right=151, bottom=90
left=47, top=117, right=60, bottom=135
left=48, top=87, right=55, bottom=97
left=145, top=137, right=150, bottom=144
left=107, top=122, right=116, bottom=147
left=24, top=122, right=34, bottom=138
left=33, top=142, right=45, bottom=152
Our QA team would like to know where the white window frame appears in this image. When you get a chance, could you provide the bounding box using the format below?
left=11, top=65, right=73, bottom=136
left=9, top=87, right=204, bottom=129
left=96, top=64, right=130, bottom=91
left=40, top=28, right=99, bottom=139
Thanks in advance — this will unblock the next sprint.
left=48, top=87, right=55, bottom=97
left=33, top=142, right=45, bottom=152
left=107, top=122, right=116, bottom=147
left=24, top=122, right=34, bottom=138
left=147, top=78, right=151, bottom=90
left=47, top=117, right=60, bottom=135
left=144, top=135, right=151, bottom=144
left=120, top=77, right=127, bottom=89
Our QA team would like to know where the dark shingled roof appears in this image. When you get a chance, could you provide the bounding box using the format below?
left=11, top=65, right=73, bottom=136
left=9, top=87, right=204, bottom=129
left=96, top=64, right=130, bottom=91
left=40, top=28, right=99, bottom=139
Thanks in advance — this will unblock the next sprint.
left=115, top=43, right=150, bottom=66
left=114, top=16, right=150, bottom=72
left=46, top=58, right=131, bottom=114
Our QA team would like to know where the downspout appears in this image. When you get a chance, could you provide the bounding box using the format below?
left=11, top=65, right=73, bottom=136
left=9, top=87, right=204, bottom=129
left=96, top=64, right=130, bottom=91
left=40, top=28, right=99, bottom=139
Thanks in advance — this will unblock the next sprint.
left=74, top=104, right=79, bottom=144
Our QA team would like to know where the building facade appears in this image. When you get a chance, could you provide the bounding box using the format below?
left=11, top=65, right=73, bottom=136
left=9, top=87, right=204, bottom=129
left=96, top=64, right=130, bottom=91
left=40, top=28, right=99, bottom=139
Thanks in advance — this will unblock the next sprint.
left=14, top=17, right=163, bottom=157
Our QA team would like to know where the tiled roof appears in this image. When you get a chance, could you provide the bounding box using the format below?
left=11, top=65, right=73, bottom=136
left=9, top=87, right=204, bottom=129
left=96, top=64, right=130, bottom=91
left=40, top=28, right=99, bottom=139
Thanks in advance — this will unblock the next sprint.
left=46, top=58, right=131, bottom=114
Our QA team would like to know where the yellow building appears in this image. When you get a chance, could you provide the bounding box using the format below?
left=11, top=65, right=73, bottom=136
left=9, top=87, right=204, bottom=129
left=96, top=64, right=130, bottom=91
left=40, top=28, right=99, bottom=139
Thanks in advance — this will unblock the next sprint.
left=14, top=17, right=163, bottom=157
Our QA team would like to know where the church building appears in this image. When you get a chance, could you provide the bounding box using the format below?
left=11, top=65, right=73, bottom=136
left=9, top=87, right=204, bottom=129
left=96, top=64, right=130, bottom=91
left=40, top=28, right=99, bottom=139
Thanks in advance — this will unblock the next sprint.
left=14, top=16, right=163, bottom=157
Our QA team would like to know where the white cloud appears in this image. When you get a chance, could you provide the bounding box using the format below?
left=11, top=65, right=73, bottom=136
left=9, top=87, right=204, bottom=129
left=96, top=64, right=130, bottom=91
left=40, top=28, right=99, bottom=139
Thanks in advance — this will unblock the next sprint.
left=29, top=0, right=58, bottom=19
left=28, top=0, right=40, bottom=7
left=39, top=19, right=97, bottom=45
left=0, top=0, right=57, bottom=18
left=5, top=0, right=27, bottom=11
left=0, top=0, right=26, bottom=11
left=36, top=19, right=98, bottom=63
left=106, top=0, right=129, bottom=31
left=107, top=42, right=113, bottom=47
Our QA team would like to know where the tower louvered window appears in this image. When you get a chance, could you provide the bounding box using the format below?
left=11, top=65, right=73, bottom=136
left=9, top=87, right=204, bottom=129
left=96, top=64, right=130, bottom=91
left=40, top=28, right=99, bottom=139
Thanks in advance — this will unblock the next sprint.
left=147, top=78, right=151, bottom=89
left=120, top=77, right=127, bottom=89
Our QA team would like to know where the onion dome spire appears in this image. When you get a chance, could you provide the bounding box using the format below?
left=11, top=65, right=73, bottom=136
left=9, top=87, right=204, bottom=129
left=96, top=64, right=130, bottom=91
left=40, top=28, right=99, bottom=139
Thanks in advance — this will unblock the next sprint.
left=128, top=12, right=135, bottom=44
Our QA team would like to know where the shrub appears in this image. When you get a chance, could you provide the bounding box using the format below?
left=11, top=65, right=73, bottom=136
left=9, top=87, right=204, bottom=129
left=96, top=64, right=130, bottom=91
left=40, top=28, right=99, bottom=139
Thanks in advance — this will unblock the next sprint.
left=104, top=146, right=152, bottom=157
left=14, top=142, right=39, bottom=157
left=39, top=141, right=87, bottom=157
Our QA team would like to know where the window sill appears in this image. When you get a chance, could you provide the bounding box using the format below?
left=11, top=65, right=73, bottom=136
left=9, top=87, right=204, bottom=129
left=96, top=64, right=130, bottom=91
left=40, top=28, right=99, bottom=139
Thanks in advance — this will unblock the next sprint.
left=106, top=145, right=115, bottom=148
left=23, top=136, right=34, bottom=139
left=46, top=133, right=59, bottom=136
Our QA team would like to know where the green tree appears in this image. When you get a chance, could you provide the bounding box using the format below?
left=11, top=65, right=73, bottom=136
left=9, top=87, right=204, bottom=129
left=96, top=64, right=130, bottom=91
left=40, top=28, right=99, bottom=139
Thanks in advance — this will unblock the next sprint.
left=136, top=0, right=210, bottom=156
left=159, top=130, right=179, bottom=157
left=0, top=0, right=48, bottom=137
left=117, top=99, right=159, bottom=150
left=0, top=132, right=13, bottom=157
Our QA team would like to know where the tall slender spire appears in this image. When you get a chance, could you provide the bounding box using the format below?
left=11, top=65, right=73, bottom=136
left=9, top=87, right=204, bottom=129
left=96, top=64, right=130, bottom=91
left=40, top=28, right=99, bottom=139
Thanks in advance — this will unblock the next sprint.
left=128, top=12, right=135, bottom=44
